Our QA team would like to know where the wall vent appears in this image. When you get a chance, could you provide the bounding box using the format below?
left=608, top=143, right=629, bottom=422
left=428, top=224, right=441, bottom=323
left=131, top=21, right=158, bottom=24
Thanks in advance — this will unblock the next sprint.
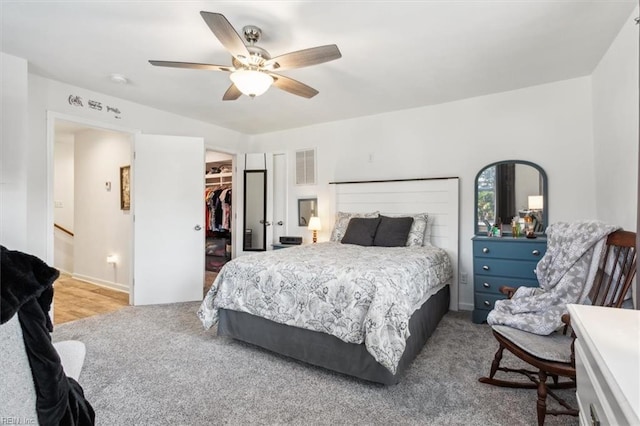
left=295, top=148, right=316, bottom=185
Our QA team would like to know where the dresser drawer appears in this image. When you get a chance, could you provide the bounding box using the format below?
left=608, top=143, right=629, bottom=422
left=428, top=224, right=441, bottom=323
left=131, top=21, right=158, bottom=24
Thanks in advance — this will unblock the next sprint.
left=474, top=259, right=539, bottom=279
left=474, top=293, right=504, bottom=311
left=473, top=275, right=539, bottom=295
left=473, top=240, right=546, bottom=260
left=472, top=236, right=547, bottom=324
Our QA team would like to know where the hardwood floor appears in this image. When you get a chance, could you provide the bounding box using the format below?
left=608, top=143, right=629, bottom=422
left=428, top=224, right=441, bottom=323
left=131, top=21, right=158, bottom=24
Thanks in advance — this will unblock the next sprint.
left=53, top=274, right=129, bottom=325
left=204, top=270, right=218, bottom=294
left=54, top=271, right=218, bottom=325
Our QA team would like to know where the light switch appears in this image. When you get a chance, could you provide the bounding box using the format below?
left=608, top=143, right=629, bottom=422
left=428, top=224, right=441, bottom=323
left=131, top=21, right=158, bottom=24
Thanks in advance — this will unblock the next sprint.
left=54, top=200, right=63, bottom=208
left=105, top=181, right=112, bottom=191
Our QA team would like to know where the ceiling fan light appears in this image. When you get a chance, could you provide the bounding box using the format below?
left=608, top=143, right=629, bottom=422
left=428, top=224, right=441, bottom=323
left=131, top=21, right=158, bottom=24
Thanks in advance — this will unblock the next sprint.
left=230, top=70, right=273, bottom=97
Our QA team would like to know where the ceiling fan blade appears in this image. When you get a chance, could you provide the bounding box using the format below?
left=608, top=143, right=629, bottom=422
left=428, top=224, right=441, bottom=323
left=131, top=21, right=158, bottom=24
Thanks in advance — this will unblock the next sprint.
left=264, top=44, right=342, bottom=71
left=270, top=73, right=319, bottom=98
left=222, top=84, right=242, bottom=101
left=149, top=60, right=233, bottom=72
left=200, top=12, right=250, bottom=62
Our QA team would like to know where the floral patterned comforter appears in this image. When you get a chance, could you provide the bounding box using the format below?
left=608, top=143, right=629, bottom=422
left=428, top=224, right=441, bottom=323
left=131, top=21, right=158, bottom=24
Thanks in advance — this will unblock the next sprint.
left=197, top=242, right=452, bottom=373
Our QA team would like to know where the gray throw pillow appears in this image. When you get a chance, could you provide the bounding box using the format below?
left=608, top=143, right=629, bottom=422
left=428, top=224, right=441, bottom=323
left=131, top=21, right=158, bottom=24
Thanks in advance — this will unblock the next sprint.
left=374, top=216, right=414, bottom=247
left=330, top=211, right=379, bottom=242
left=341, top=217, right=381, bottom=246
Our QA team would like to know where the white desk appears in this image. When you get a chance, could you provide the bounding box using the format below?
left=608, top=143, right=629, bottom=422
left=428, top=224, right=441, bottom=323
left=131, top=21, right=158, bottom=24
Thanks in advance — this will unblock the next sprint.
left=568, top=304, right=640, bottom=426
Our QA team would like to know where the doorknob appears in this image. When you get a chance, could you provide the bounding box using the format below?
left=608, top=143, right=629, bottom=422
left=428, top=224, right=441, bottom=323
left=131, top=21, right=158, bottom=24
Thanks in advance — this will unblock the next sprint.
left=277, top=221, right=283, bottom=226
left=194, top=225, right=202, bottom=231
left=259, top=220, right=271, bottom=226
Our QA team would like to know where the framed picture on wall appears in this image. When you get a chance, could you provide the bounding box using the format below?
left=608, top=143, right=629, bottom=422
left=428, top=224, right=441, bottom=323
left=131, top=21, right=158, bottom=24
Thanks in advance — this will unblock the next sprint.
left=120, top=165, right=131, bottom=210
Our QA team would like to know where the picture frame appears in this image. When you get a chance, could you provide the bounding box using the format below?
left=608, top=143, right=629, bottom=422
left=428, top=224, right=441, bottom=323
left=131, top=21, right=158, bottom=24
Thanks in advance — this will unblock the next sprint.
left=298, top=197, right=317, bottom=226
left=120, top=165, right=131, bottom=210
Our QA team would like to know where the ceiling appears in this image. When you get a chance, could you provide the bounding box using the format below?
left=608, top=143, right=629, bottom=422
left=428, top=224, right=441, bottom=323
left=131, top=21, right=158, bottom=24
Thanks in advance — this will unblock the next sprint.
left=1, top=1, right=636, bottom=135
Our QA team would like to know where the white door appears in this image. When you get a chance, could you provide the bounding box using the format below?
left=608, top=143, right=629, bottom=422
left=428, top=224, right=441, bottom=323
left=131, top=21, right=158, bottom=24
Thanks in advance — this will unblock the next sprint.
left=239, top=153, right=287, bottom=252
left=264, top=153, right=275, bottom=248
left=133, top=134, right=204, bottom=305
left=272, top=153, right=287, bottom=245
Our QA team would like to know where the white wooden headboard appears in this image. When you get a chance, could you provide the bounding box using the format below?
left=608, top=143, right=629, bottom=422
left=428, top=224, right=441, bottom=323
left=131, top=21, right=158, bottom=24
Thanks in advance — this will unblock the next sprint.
left=331, top=178, right=460, bottom=311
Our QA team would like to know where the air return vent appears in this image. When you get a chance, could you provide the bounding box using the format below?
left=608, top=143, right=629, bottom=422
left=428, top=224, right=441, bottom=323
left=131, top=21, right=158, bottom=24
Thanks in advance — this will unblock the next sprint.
left=295, top=148, right=316, bottom=185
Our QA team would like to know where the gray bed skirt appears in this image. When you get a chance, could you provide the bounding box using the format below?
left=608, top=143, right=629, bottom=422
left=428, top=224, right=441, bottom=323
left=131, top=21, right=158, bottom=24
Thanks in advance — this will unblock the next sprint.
left=217, top=284, right=450, bottom=385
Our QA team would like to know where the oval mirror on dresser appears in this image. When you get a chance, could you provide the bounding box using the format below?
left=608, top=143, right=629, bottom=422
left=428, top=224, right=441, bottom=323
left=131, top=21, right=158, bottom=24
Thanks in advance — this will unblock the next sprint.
left=472, top=160, right=548, bottom=324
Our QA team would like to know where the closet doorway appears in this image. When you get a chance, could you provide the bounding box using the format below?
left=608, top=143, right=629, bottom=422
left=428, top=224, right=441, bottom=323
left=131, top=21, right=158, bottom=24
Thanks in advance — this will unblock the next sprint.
left=204, top=150, right=234, bottom=294
left=52, top=119, right=132, bottom=324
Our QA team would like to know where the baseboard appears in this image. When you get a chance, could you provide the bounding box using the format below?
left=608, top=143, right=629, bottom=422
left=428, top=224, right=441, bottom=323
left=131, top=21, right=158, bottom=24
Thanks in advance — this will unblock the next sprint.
left=72, top=273, right=129, bottom=293
left=458, top=302, right=474, bottom=311
left=56, top=267, right=73, bottom=276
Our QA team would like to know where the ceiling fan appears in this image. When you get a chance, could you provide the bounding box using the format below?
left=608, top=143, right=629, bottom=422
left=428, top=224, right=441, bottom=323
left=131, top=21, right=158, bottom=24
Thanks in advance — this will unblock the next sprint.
left=149, top=12, right=342, bottom=100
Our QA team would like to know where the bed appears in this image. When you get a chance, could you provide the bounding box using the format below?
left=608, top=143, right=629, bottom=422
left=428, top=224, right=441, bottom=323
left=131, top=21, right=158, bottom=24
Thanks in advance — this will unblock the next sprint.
left=198, top=177, right=459, bottom=384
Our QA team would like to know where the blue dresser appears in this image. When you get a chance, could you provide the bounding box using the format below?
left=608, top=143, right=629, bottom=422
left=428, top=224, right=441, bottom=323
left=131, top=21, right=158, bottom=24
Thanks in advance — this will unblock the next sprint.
left=472, top=236, right=547, bottom=324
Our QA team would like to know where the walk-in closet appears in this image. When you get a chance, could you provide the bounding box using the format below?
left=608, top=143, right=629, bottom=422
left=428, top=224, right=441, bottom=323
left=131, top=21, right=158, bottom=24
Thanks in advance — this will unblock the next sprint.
left=204, top=151, right=233, bottom=280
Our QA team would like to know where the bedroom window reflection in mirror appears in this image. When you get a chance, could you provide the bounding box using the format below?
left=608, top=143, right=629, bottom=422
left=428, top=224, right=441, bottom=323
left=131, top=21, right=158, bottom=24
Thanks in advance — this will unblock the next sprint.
left=298, top=198, right=317, bottom=227
left=475, top=160, right=547, bottom=236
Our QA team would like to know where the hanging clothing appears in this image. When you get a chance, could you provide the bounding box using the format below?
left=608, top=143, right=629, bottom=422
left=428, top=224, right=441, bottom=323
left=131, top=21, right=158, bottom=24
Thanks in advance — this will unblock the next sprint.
left=204, top=186, right=232, bottom=232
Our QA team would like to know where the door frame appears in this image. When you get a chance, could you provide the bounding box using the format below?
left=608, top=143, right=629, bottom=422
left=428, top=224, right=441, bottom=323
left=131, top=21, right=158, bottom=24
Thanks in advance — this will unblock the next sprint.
left=46, top=111, right=139, bottom=301
left=47, top=111, right=242, bottom=301
left=205, top=149, right=238, bottom=259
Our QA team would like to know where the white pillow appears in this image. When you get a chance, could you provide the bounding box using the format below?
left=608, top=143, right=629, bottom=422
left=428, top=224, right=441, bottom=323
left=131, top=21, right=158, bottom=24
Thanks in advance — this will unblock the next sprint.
left=408, top=214, right=429, bottom=246
left=423, top=215, right=434, bottom=246
left=330, top=211, right=379, bottom=242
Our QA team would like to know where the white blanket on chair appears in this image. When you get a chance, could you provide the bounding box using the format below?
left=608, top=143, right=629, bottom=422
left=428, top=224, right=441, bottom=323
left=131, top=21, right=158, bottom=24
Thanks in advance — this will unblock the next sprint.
left=487, top=221, right=618, bottom=335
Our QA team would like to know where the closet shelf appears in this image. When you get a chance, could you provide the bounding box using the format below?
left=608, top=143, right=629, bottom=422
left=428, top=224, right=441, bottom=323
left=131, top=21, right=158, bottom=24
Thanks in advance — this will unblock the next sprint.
left=206, top=172, right=232, bottom=186
left=206, top=172, right=232, bottom=179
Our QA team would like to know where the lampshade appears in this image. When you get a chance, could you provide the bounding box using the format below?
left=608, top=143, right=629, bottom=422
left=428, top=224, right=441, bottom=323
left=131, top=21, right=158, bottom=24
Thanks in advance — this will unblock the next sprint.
left=528, top=195, right=544, bottom=210
left=229, top=69, right=273, bottom=97
left=307, top=216, right=322, bottom=231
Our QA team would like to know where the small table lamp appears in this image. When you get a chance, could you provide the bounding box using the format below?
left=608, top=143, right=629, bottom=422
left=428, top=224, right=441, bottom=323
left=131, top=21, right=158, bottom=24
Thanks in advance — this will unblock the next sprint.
left=528, top=195, right=544, bottom=211
left=526, top=195, right=544, bottom=238
left=308, top=216, right=322, bottom=243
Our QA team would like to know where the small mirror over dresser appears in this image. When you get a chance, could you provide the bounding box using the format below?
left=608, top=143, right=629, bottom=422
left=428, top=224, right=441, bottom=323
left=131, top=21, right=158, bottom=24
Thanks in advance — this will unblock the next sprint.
left=472, top=160, right=548, bottom=324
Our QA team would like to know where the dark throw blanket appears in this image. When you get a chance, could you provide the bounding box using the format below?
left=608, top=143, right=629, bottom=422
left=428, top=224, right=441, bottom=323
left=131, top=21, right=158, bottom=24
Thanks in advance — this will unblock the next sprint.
left=1, top=246, right=95, bottom=426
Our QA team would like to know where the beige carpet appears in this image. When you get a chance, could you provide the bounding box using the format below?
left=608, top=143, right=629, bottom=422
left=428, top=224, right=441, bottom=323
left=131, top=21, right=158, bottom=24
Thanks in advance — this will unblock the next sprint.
left=52, top=304, right=578, bottom=425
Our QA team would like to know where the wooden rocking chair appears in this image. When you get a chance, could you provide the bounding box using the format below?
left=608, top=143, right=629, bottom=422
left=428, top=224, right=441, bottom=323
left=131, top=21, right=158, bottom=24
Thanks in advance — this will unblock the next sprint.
left=478, top=230, right=637, bottom=425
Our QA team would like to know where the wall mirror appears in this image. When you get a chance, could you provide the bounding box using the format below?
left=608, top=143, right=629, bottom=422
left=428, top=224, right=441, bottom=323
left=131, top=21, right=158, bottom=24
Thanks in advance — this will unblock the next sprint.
left=475, top=160, right=548, bottom=236
left=243, top=170, right=267, bottom=251
left=298, top=198, right=317, bottom=226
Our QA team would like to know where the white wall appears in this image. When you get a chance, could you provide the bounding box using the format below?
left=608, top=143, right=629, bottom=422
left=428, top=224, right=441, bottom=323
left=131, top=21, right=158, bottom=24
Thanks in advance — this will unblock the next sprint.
left=73, top=129, right=132, bottom=291
left=1, top=53, right=29, bottom=251
left=250, top=76, right=596, bottom=310
left=53, top=136, right=75, bottom=231
left=53, top=136, right=75, bottom=273
left=21, top=72, right=249, bottom=261
left=592, top=7, right=639, bottom=231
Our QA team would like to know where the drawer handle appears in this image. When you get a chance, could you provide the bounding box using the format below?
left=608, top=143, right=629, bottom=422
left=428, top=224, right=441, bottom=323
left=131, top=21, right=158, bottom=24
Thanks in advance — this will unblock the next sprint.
left=482, top=265, right=490, bottom=271
left=483, top=282, right=490, bottom=288
left=483, top=300, right=491, bottom=307
left=532, top=249, right=540, bottom=256
left=589, top=404, right=600, bottom=426
left=482, top=247, right=489, bottom=253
